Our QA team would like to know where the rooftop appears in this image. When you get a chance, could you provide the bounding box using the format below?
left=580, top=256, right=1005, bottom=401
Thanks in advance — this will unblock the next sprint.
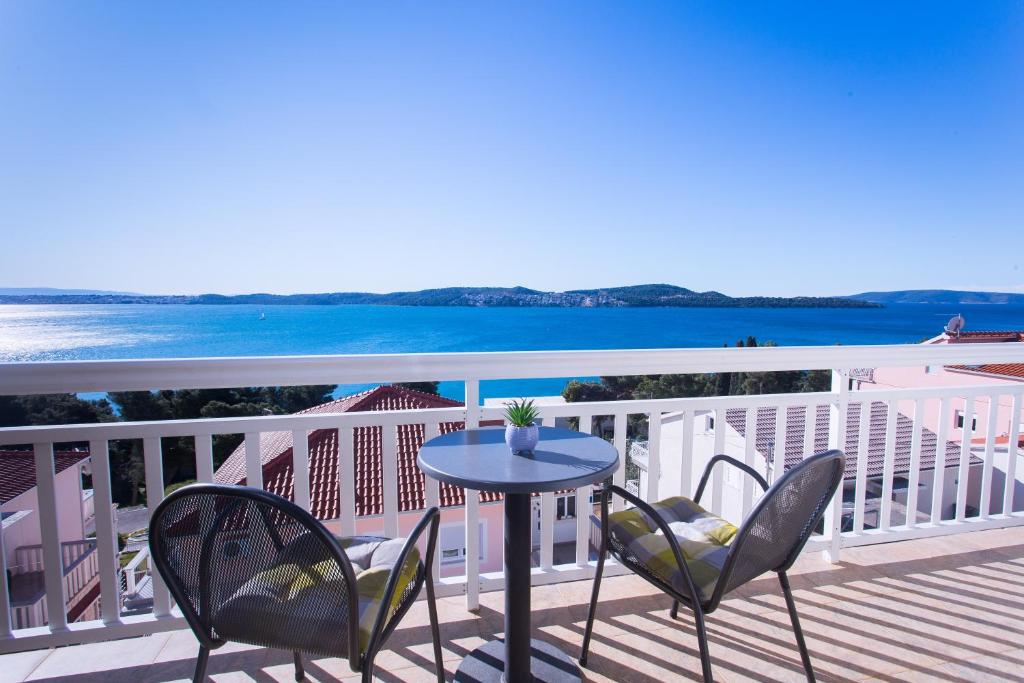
left=0, top=448, right=89, bottom=505
left=724, top=401, right=967, bottom=481
left=215, top=385, right=503, bottom=518
left=3, top=526, right=1022, bottom=682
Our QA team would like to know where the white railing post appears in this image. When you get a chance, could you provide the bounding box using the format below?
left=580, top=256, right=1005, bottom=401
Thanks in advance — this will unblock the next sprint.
left=1004, top=394, right=1023, bottom=515
left=612, top=412, right=627, bottom=513
left=339, top=426, right=356, bottom=537
left=89, top=439, right=122, bottom=625
left=824, top=369, right=849, bottom=563
left=879, top=402, right=897, bottom=531
left=383, top=424, right=399, bottom=538
left=647, top=412, right=662, bottom=502
left=464, top=379, right=481, bottom=611
left=711, top=408, right=726, bottom=513
left=194, top=434, right=214, bottom=483
left=34, top=442, right=68, bottom=632
left=0, top=504, right=10, bottom=637
left=955, top=395, right=975, bottom=521
left=931, top=398, right=952, bottom=524
left=423, top=421, right=442, bottom=580
left=575, top=413, right=593, bottom=567
left=679, top=410, right=695, bottom=498
left=143, top=437, right=172, bottom=618
left=853, top=401, right=871, bottom=534
left=980, top=396, right=999, bottom=519
left=244, top=432, right=263, bottom=490
left=291, top=430, right=311, bottom=512
left=742, top=409, right=757, bottom=517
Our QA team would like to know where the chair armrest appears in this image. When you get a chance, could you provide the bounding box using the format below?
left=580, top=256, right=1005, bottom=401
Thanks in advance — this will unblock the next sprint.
left=365, top=506, right=441, bottom=651
left=693, top=454, right=769, bottom=505
left=602, top=484, right=706, bottom=606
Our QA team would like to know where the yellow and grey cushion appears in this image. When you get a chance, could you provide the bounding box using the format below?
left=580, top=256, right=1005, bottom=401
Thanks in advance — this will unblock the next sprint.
left=607, top=496, right=737, bottom=601
left=213, top=533, right=420, bottom=656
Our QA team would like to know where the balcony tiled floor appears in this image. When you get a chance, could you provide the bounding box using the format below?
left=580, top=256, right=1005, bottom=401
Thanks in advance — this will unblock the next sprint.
left=4, top=526, right=1024, bottom=682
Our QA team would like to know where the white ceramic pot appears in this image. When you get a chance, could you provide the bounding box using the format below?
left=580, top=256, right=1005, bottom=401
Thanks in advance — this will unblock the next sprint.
left=505, top=423, right=539, bottom=453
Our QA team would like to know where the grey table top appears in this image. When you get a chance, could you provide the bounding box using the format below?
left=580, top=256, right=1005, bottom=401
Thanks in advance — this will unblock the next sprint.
left=417, top=426, right=619, bottom=494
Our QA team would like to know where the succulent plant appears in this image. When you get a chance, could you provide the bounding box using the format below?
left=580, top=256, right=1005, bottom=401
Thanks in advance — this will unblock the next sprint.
left=502, top=398, right=539, bottom=427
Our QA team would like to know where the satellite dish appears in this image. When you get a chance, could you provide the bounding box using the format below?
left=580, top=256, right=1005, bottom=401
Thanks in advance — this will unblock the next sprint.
left=945, top=314, right=965, bottom=337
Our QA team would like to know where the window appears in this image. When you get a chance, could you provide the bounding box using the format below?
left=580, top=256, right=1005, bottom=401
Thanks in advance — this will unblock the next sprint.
left=954, top=410, right=977, bottom=431
left=439, top=521, right=486, bottom=565
left=706, top=415, right=715, bottom=432
left=555, top=493, right=577, bottom=520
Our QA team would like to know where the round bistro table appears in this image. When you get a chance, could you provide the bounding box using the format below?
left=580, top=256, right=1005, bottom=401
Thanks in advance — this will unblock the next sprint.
left=418, top=426, right=619, bottom=683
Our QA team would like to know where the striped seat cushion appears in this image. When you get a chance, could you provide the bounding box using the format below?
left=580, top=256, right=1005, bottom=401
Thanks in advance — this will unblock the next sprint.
left=606, top=496, right=738, bottom=601
left=214, top=533, right=420, bottom=656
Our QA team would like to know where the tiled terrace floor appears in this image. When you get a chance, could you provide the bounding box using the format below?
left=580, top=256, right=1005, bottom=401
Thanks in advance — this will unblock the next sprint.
left=4, top=527, right=1024, bottom=682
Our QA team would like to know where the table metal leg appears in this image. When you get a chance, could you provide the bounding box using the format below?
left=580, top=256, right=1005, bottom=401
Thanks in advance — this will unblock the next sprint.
left=504, top=493, right=532, bottom=680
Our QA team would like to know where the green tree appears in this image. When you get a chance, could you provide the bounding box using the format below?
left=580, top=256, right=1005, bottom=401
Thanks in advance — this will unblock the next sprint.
left=393, top=382, right=441, bottom=395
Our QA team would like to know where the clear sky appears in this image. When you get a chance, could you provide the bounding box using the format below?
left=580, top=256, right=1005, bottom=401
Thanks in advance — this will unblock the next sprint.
left=1, top=2, right=1021, bottom=297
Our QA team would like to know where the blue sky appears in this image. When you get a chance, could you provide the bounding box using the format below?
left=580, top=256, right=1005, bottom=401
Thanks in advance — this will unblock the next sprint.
left=1, top=2, right=1021, bottom=297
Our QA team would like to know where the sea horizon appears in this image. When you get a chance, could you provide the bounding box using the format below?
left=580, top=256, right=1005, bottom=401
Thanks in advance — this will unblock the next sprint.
left=2, top=302, right=1021, bottom=403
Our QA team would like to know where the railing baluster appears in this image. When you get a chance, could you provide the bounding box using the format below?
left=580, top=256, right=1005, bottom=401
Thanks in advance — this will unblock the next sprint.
left=825, top=369, right=850, bottom=562
left=143, top=437, right=171, bottom=618
left=464, top=379, right=481, bottom=611
left=879, top=402, right=897, bottom=531
left=680, top=410, right=694, bottom=498
left=647, top=411, right=662, bottom=502
left=771, top=406, right=786, bottom=484
left=339, top=426, right=356, bottom=536
left=575, top=413, right=592, bottom=567
left=33, top=442, right=68, bottom=631
left=1004, top=393, right=1023, bottom=515
left=244, top=432, right=263, bottom=490
left=292, top=430, right=311, bottom=512
left=906, top=398, right=924, bottom=528
left=194, top=434, right=214, bottom=483
left=853, top=401, right=871, bottom=534
left=423, top=421, right=441, bottom=579
left=742, top=409, right=757, bottom=518
left=956, top=395, right=975, bottom=521
left=802, top=404, right=815, bottom=457
left=931, top=398, right=951, bottom=525
left=90, top=439, right=121, bottom=625
left=712, top=408, right=726, bottom=514
left=612, top=412, right=627, bottom=513
left=979, top=395, right=1000, bottom=519
left=383, top=424, right=399, bottom=538
left=0, top=517, right=10, bottom=637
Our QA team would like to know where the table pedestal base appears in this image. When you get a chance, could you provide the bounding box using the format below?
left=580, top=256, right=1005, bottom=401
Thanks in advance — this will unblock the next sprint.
left=453, top=639, right=582, bottom=683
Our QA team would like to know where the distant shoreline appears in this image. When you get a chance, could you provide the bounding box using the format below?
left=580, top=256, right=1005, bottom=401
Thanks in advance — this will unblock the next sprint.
left=0, top=283, right=880, bottom=309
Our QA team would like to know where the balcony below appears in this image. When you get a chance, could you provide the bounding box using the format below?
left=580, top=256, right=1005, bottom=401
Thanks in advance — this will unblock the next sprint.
left=4, top=526, right=1022, bottom=682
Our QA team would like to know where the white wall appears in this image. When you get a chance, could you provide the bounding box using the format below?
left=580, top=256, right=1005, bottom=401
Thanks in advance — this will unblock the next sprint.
left=2, top=462, right=87, bottom=571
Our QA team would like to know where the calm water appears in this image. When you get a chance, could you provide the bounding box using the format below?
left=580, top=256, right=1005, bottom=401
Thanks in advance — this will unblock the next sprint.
left=2, top=303, right=1022, bottom=400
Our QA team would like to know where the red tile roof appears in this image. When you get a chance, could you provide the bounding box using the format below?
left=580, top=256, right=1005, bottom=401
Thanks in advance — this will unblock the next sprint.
left=0, top=449, right=90, bottom=505
left=725, top=402, right=969, bottom=481
left=946, top=331, right=1024, bottom=343
left=215, top=386, right=502, bottom=519
left=947, top=363, right=1024, bottom=380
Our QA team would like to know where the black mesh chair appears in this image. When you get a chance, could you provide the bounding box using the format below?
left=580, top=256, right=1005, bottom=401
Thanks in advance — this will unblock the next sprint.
left=580, top=449, right=845, bottom=682
left=150, top=484, right=444, bottom=683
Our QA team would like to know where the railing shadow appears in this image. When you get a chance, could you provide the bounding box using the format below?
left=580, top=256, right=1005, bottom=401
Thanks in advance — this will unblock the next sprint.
left=15, top=539, right=1024, bottom=682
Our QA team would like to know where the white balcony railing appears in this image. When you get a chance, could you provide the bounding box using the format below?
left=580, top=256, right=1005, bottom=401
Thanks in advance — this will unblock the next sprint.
left=0, top=343, right=1022, bottom=653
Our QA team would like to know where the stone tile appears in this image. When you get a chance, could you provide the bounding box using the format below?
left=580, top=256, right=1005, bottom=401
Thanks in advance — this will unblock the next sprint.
left=26, top=632, right=173, bottom=680
left=0, top=648, right=50, bottom=683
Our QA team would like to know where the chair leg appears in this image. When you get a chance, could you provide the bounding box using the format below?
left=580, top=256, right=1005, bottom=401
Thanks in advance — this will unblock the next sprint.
left=193, top=646, right=210, bottom=683
left=293, top=652, right=305, bottom=681
left=426, top=576, right=445, bottom=682
left=579, top=544, right=606, bottom=667
left=670, top=599, right=679, bottom=620
left=361, top=659, right=375, bottom=683
left=692, top=607, right=714, bottom=683
left=779, top=571, right=815, bottom=682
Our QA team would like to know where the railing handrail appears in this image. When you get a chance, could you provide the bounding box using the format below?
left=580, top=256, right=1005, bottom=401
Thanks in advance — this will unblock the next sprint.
left=2, top=342, right=1023, bottom=396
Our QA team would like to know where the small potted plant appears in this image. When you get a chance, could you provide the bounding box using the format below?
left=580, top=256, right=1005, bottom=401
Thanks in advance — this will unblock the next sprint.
left=503, top=398, right=540, bottom=453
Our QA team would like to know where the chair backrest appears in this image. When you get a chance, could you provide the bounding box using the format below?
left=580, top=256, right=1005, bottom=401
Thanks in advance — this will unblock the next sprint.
left=715, top=449, right=844, bottom=602
left=149, top=484, right=359, bottom=656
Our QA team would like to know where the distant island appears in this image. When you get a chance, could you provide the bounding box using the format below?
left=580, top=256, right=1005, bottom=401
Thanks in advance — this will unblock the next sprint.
left=0, top=284, right=879, bottom=308
left=848, top=289, right=1024, bottom=305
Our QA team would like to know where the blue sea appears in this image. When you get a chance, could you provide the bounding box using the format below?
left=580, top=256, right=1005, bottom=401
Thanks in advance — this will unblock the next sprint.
left=1, top=303, right=1022, bottom=401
